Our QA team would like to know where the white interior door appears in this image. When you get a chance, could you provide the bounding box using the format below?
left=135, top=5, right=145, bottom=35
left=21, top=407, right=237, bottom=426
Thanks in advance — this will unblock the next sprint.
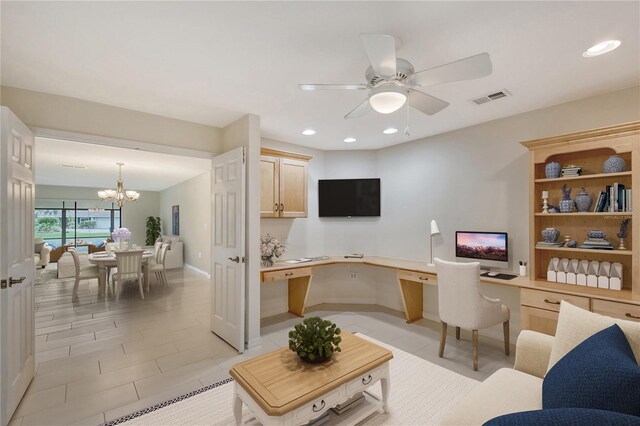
left=211, top=147, right=246, bottom=352
left=0, top=107, right=35, bottom=426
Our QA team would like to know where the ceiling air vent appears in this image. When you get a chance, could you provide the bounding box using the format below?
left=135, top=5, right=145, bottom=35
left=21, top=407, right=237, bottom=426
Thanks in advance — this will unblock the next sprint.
left=471, top=89, right=511, bottom=105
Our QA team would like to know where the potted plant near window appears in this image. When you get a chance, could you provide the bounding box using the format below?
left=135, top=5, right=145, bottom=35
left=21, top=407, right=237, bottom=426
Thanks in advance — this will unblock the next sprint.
left=288, top=317, right=342, bottom=363
left=145, top=216, right=161, bottom=246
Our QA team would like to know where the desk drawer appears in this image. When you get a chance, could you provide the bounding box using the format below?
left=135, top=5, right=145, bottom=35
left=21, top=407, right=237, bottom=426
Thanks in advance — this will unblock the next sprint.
left=262, top=267, right=312, bottom=282
left=520, top=289, right=590, bottom=312
left=592, top=299, right=640, bottom=323
left=396, top=270, right=437, bottom=285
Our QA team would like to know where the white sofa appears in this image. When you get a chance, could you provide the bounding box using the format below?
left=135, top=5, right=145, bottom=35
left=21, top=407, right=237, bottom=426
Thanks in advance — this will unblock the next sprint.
left=156, top=235, right=183, bottom=269
left=440, top=301, right=640, bottom=425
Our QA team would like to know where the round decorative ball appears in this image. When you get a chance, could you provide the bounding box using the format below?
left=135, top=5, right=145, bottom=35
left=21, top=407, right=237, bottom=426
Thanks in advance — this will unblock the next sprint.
left=603, top=155, right=625, bottom=173
left=542, top=228, right=560, bottom=243
left=574, top=187, right=593, bottom=212
left=545, top=161, right=561, bottom=179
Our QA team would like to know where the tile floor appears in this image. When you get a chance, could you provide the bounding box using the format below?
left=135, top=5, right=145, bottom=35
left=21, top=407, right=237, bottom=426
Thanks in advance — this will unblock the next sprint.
left=11, top=267, right=513, bottom=426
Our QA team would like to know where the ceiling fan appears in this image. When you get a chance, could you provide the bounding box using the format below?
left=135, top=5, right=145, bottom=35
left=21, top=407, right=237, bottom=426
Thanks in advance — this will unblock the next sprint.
left=299, top=34, right=492, bottom=119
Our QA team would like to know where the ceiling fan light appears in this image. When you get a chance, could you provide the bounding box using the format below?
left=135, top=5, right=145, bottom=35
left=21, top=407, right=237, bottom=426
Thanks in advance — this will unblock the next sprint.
left=369, top=89, right=407, bottom=114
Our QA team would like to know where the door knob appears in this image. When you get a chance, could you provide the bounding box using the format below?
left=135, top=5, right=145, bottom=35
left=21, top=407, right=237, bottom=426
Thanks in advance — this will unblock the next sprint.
left=228, top=256, right=240, bottom=263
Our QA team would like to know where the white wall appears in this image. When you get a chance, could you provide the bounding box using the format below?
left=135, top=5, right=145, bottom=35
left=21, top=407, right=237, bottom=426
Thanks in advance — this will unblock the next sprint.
left=261, top=85, right=640, bottom=340
left=159, top=172, right=211, bottom=274
left=36, top=184, right=160, bottom=245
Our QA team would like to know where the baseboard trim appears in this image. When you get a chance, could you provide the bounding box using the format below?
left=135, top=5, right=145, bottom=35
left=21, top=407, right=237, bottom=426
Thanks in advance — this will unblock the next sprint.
left=246, top=336, right=262, bottom=349
left=184, top=264, right=211, bottom=278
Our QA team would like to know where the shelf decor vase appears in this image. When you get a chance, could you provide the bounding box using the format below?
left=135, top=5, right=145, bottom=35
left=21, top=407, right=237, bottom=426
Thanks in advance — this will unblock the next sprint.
left=545, top=161, right=561, bottom=179
left=603, top=155, right=625, bottom=173
left=261, top=256, right=274, bottom=267
left=574, top=187, right=593, bottom=212
left=559, top=199, right=575, bottom=213
left=542, top=228, right=560, bottom=243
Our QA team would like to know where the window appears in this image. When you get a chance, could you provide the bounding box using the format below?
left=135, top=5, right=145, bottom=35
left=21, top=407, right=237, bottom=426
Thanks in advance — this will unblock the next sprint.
left=35, top=202, right=121, bottom=250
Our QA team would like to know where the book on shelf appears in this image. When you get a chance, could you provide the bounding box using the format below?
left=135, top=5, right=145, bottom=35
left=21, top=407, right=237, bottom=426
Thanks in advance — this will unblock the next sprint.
left=536, top=241, right=564, bottom=247
left=592, top=183, right=632, bottom=212
left=561, top=166, right=582, bottom=177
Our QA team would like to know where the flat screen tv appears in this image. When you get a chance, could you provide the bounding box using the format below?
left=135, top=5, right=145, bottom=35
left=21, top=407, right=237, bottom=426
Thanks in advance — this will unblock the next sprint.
left=456, top=231, right=508, bottom=263
left=318, top=178, right=381, bottom=217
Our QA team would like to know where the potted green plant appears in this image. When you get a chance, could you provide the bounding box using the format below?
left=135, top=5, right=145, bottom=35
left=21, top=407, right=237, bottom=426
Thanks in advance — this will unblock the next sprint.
left=145, top=216, right=161, bottom=246
left=288, top=317, right=342, bottom=363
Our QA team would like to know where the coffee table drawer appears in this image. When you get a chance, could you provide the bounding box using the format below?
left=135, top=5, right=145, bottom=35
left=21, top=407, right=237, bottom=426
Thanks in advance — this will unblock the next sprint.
left=263, top=267, right=312, bottom=282
left=347, top=364, right=386, bottom=395
left=521, top=289, right=590, bottom=312
left=293, top=387, right=345, bottom=423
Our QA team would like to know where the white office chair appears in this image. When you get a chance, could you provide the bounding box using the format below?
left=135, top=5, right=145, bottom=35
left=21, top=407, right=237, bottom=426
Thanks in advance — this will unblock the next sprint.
left=69, top=247, right=100, bottom=302
left=149, top=243, right=170, bottom=286
left=112, top=250, right=145, bottom=302
left=434, top=258, right=510, bottom=371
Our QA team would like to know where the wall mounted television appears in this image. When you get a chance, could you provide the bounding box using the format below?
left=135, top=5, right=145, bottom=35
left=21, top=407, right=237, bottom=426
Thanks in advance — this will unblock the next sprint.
left=318, top=178, right=381, bottom=217
left=455, top=231, right=508, bottom=263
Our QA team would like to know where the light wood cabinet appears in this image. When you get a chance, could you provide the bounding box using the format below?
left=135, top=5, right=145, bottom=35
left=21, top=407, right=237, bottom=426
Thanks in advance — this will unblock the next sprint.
left=260, top=148, right=311, bottom=218
left=520, top=121, right=640, bottom=335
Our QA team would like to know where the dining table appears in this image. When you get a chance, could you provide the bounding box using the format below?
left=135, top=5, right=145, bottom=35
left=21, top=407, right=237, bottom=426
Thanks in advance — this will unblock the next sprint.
left=88, top=250, right=156, bottom=297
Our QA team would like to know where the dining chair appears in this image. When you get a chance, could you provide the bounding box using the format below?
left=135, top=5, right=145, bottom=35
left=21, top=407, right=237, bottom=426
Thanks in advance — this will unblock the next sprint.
left=150, top=243, right=170, bottom=287
left=70, top=247, right=100, bottom=302
left=112, top=250, right=145, bottom=302
left=434, top=258, right=510, bottom=371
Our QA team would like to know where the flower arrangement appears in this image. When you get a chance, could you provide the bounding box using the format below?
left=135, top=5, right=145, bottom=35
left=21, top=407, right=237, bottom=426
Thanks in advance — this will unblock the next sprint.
left=288, top=317, right=342, bottom=363
left=260, top=234, right=286, bottom=266
left=111, top=227, right=132, bottom=241
left=561, top=184, right=572, bottom=200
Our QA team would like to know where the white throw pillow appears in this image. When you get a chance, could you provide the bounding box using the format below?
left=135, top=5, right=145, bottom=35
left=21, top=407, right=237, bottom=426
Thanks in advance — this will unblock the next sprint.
left=548, top=301, right=640, bottom=372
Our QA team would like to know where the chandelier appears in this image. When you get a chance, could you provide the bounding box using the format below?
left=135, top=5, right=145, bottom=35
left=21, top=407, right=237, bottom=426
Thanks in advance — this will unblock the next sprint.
left=97, top=163, right=140, bottom=208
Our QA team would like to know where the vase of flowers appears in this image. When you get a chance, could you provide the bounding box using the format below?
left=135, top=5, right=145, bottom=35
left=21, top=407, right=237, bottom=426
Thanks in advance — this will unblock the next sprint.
left=112, top=227, right=132, bottom=251
left=260, top=234, right=286, bottom=267
left=559, top=185, right=575, bottom=213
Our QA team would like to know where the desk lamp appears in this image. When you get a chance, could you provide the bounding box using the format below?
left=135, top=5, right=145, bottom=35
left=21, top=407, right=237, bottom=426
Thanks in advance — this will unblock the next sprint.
left=428, top=220, right=440, bottom=266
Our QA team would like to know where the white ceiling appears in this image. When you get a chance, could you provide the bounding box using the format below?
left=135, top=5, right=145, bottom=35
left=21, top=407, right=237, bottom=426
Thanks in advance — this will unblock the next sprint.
left=35, top=137, right=211, bottom=191
left=2, top=2, right=639, bottom=151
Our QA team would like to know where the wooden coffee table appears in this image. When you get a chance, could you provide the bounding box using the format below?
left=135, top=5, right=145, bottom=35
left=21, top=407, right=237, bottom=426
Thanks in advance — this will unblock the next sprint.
left=230, top=333, right=393, bottom=425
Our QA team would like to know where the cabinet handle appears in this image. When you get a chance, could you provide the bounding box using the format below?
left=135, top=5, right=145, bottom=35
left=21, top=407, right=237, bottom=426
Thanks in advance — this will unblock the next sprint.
left=626, top=313, right=640, bottom=320
left=275, top=203, right=279, bottom=212
left=544, top=298, right=561, bottom=305
left=312, top=400, right=325, bottom=412
left=285, top=272, right=293, bottom=277
left=418, top=276, right=429, bottom=281
left=280, top=203, right=284, bottom=212
left=361, top=374, right=373, bottom=385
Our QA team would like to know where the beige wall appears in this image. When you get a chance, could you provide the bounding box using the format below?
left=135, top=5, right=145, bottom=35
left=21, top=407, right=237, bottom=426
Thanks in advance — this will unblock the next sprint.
left=1, top=86, right=223, bottom=153
left=36, top=185, right=160, bottom=245
left=159, top=172, right=211, bottom=274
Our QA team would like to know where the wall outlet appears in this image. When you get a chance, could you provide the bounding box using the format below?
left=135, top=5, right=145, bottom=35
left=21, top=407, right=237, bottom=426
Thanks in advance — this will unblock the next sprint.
left=350, top=272, right=358, bottom=280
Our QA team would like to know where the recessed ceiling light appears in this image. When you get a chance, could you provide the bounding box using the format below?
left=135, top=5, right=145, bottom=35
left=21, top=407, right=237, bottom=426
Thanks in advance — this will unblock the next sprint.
left=383, top=127, right=398, bottom=135
left=344, top=137, right=356, bottom=143
left=302, top=129, right=316, bottom=136
left=582, top=40, right=621, bottom=57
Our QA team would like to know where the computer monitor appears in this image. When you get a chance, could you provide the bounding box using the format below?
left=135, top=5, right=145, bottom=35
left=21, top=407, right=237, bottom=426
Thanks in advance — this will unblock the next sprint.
left=455, top=231, right=508, bottom=268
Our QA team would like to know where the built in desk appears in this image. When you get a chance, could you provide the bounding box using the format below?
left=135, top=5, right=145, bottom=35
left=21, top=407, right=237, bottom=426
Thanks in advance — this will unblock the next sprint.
left=260, top=256, right=640, bottom=334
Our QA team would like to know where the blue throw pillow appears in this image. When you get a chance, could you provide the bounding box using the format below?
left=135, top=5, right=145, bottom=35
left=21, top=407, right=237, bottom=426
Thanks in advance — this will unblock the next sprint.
left=484, top=408, right=640, bottom=425
left=543, top=324, right=640, bottom=416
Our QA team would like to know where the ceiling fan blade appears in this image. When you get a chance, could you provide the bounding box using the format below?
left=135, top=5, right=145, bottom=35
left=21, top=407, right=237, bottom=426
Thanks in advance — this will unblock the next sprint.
left=344, top=98, right=371, bottom=119
left=299, top=84, right=369, bottom=91
left=360, top=33, right=397, bottom=78
left=413, top=53, right=492, bottom=87
left=407, top=89, right=450, bottom=116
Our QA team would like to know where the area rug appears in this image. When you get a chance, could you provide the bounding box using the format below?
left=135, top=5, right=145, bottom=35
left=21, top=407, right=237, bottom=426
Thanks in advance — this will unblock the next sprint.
left=104, top=335, right=479, bottom=426
left=35, top=267, right=70, bottom=286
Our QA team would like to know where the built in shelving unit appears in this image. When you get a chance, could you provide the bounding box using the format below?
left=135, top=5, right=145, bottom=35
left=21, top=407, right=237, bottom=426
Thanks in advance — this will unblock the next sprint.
left=522, top=121, right=639, bottom=297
